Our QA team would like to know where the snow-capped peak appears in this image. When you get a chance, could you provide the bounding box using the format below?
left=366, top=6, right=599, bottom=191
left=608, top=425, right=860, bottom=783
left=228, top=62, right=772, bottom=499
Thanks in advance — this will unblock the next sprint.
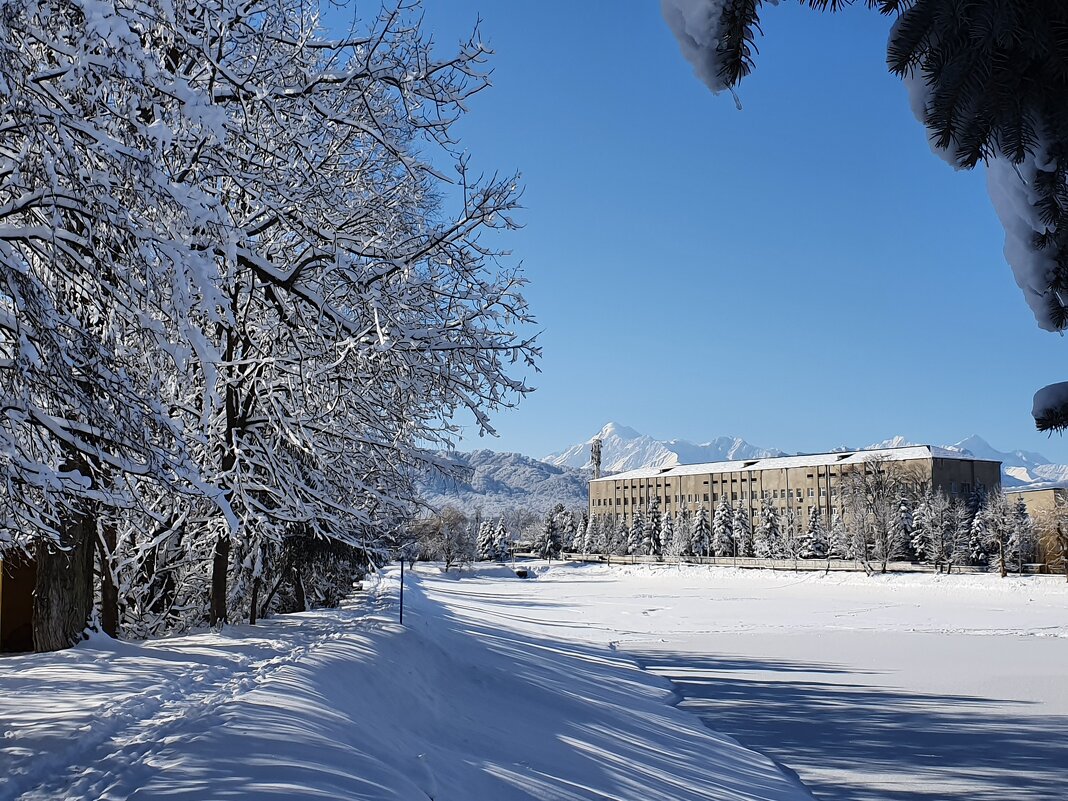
left=593, top=422, right=641, bottom=442
left=544, top=423, right=782, bottom=474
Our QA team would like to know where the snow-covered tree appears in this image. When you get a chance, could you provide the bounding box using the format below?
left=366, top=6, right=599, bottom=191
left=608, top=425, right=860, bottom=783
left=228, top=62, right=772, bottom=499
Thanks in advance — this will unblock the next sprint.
left=661, top=510, right=679, bottom=561
left=643, top=499, right=663, bottom=558
left=540, top=504, right=566, bottom=562
left=1009, top=498, right=1035, bottom=573
left=614, top=515, right=631, bottom=559
left=690, top=507, right=711, bottom=558
left=910, top=493, right=933, bottom=563
left=733, top=505, right=753, bottom=558
left=712, top=500, right=735, bottom=557
left=493, top=518, right=511, bottom=562
left=801, top=507, right=828, bottom=559
left=967, top=502, right=991, bottom=567
left=755, top=501, right=780, bottom=559
left=476, top=522, right=496, bottom=561
left=824, top=510, right=850, bottom=559
left=628, top=510, right=644, bottom=556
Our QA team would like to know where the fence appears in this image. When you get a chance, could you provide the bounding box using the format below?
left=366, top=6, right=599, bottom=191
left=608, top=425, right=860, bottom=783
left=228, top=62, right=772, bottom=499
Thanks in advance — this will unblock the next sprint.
left=516, top=551, right=1056, bottom=575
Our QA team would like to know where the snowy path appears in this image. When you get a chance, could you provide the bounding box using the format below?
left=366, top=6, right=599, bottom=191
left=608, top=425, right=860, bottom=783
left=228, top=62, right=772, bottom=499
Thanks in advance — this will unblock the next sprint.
left=0, top=567, right=812, bottom=801
left=421, top=564, right=1068, bottom=801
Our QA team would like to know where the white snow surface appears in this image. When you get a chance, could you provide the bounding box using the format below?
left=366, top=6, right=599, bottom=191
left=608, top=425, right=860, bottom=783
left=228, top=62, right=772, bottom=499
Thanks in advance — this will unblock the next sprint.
left=425, top=563, right=1068, bottom=801
left=0, top=567, right=813, bottom=801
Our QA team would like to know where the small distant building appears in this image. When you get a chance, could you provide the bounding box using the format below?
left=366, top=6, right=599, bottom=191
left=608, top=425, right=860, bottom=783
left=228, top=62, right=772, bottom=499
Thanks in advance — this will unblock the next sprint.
left=0, top=553, right=36, bottom=653
left=588, top=445, right=1001, bottom=526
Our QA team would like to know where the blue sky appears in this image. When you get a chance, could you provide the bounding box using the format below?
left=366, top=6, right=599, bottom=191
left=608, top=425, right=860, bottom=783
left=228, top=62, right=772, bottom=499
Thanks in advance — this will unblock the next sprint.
left=333, top=3, right=1068, bottom=461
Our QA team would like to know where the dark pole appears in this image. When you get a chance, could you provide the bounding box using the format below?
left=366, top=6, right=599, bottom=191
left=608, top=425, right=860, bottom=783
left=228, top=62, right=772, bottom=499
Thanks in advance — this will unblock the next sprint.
left=399, top=558, right=405, bottom=626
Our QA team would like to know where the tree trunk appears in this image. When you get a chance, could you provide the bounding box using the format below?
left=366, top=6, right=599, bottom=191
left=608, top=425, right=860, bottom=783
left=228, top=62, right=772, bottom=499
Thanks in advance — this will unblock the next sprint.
left=209, top=534, right=230, bottom=626
left=33, top=510, right=95, bottom=652
left=98, top=521, right=119, bottom=637
left=293, top=567, right=306, bottom=612
left=249, top=577, right=260, bottom=625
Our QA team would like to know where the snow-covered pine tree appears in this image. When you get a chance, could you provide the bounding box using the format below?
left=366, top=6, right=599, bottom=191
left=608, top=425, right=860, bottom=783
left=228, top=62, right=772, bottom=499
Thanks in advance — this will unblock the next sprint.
left=733, top=505, right=754, bottom=557
left=643, top=499, right=663, bottom=558
left=577, top=511, right=590, bottom=554
left=541, top=505, right=563, bottom=562
left=493, top=518, right=510, bottom=562
left=615, top=515, right=631, bottom=558
left=909, top=493, right=933, bottom=563
left=476, top=521, right=495, bottom=561
left=967, top=501, right=990, bottom=567
left=661, top=509, right=678, bottom=561
left=756, top=501, right=783, bottom=559
left=628, top=510, right=644, bottom=556
left=712, top=499, right=735, bottom=557
left=1009, top=497, right=1035, bottom=573
left=690, top=507, right=711, bottom=558
left=801, top=507, right=828, bottom=559
left=828, top=509, right=850, bottom=559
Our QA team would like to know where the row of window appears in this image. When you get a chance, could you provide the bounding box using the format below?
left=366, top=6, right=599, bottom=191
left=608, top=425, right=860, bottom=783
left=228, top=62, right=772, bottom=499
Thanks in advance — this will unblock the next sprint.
left=591, top=486, right=842, bottom=507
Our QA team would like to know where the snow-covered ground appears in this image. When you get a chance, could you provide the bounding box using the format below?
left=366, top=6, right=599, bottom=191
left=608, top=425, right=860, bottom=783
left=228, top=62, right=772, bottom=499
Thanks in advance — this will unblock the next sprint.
left=0, top=566, right=811, bottom=801
left=430, top=563, right=1068, bottom=801
left=3, top=564, right=1065, bottom=801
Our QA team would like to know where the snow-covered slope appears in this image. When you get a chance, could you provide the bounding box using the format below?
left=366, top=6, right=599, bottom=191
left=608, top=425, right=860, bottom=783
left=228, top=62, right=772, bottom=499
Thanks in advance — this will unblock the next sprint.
left=544, top=422, right=783, bottom=473
left=420, top=449, right=589, bottom=514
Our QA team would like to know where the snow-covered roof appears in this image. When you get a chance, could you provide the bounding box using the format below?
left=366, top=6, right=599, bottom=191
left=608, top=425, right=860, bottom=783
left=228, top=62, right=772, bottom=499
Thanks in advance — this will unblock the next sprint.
left=589, top=445, right=998, bottom=483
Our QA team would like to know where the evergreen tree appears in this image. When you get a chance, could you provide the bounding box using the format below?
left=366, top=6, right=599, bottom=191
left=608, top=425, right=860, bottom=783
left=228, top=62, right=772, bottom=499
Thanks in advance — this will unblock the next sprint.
left=1009, top=498, right=1035, bottom=573
left=910, top=493, right=933, bottom=563
left=577, top=511, right=590, bottom=553
left=628, top=509, right=644, bottom=556
left=615, top=515, right=631, bottom=557
left=540, top=505, right=564, bottom=561
left=492, top=518, right=510, bottom=562
left=661, top=509, right=679, bottom=560
left=801, top=507, right=828, bottom=559
left=733, top=505, right=754, bottom=557
left=755, top=500, right=780, bottom=559
left=643, top=498, right=663, bottom=558
left=968, top=502, right=990, bottom=566
left=476, top=521, right=495, bottom=561
left=690, top=507, right=711, bottom=557
left=828, top=509, right=850, bottom=559
left=712, top=499, right=735, bottom=557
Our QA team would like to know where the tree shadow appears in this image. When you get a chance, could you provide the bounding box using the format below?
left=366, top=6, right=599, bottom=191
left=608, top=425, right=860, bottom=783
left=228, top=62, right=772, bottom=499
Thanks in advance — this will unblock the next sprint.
left=637, top=651, right=1066, bottom=801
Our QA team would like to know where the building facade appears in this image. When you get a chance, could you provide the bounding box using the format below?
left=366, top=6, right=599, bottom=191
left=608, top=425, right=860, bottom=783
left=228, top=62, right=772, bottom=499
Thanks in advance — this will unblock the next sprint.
left=588, top=445, right=1002, bottom=526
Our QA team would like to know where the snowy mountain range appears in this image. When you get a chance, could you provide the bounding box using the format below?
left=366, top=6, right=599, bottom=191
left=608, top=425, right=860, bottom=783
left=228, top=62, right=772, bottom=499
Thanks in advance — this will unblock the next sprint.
left=543, top=422, right=784, bottom=473
left=423, top=423, right=1068, bottom=515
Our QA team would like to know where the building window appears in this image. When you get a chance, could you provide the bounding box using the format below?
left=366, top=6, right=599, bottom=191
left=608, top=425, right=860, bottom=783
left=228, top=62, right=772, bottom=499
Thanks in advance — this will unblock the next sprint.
left=703, top=493, right=710, bottom=502
left=732, top=492, right=738, bottom=501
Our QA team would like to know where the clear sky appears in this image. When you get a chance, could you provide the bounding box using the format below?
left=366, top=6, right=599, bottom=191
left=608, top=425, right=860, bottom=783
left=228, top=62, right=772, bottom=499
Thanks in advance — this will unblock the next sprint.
left=332, top=2, right=1068, bottom=462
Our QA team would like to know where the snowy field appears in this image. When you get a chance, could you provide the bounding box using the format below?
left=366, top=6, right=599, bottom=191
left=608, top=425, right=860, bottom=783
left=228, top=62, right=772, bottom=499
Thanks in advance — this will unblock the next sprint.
left=426, top=563, right=1068, bottom=801
left=0, top=566, right=810, bottom=801
left=2, top=564, right=1065, bottom=801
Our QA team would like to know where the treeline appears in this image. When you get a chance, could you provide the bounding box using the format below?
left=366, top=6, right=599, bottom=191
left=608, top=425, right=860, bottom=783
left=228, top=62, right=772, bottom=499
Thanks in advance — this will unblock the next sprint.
left=0, top=0, right=534, bottom=651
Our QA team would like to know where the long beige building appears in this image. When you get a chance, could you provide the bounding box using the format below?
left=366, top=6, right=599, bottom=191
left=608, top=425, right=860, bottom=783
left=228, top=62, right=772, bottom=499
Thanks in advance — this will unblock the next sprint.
left=588, top=445, right=1002, bottom=525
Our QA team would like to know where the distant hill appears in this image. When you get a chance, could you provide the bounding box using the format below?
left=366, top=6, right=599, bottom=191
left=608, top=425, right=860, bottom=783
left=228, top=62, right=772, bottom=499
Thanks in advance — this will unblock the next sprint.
left=419, top=449, right=589, bottom=516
